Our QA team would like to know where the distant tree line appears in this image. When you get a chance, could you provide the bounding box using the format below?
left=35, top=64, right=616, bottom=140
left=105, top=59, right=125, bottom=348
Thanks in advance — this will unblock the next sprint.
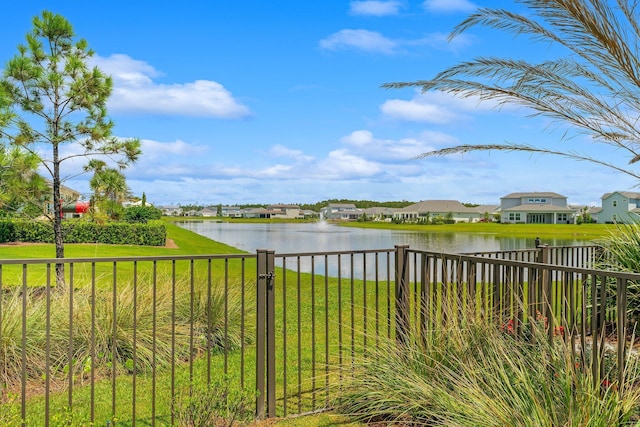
left=175, top=200, right=419, bottom=213
left=298, top=199, right=416, bottom=212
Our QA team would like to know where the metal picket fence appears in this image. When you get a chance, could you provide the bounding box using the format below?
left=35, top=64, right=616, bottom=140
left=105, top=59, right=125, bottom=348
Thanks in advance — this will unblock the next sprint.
left=1, top=244, right=638, bottom=425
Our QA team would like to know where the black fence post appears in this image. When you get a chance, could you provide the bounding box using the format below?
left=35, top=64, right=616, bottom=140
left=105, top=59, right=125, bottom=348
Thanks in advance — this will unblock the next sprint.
left=256, top=249, right=266, bottom=420
left=395, top=245, right=410, bottom=346
left=617, top=277, right=627, bottom=388
left=256, top=249, right=276, bottom=419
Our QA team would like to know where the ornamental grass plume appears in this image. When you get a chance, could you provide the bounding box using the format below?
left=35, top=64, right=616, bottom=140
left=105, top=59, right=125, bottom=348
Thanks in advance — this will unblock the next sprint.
left=334, top=300, right=640, bottom=426
left=0, top=272, right=248, bottom=390
left=596, top=221, right=640, bottom=321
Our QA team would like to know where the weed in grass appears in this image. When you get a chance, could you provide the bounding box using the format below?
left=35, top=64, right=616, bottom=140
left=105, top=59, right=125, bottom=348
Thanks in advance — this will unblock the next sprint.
left=172, top=375, right=256, bottom=427
left=0, top=392, right=20, bottom=425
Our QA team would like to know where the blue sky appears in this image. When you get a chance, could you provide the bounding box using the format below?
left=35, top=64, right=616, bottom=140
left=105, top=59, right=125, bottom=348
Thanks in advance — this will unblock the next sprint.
left=1, top=0, right=637, bottom=207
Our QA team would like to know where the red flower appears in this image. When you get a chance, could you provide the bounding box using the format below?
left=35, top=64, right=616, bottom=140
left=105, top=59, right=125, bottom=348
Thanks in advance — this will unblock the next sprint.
left=501, top=318, right=515, bottom=334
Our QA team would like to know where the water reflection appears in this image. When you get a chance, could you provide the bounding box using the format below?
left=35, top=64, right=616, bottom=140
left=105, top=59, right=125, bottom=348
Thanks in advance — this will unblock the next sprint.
left=177, top=221, right=588, bottom=279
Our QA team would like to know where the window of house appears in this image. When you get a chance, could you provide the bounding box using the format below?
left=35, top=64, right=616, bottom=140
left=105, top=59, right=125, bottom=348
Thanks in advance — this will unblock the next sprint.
left=558, top=214, right=567, bottom=222
left=613, top=201, right=618, bottom=207
left=509, top=212, right=521, bottom=221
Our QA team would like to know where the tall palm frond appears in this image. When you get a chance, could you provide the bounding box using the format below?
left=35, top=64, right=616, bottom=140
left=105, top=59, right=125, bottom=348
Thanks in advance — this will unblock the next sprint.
left=383, top=0, right=640, bottom=174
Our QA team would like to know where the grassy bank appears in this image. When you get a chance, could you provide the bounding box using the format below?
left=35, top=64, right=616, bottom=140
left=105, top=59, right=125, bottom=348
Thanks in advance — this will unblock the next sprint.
left=0, top=220, right=245, bottom=260
left=340, top=221, right=614, bottom=240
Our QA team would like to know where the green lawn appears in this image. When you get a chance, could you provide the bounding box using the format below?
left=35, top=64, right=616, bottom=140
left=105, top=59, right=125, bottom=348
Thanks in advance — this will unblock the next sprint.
left=339, top=221, right=614, bottom=240
left=0, top=220, right=245, bottom=260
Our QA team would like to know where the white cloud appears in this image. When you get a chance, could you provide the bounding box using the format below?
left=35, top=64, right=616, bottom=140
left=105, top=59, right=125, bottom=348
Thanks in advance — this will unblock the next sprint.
left=341, top=130, right=438, bottom=160
left=320, top=29, right=397, bottom=54
left=417, top=130, right=461, bottom=146
left=380, top=90, right=511, bottom=123
left=268, top=144, right=315, bottom=162
left=317, top=149, right=383, bottom=179
left=320, top=29, right=473, bottom=54
left=407, top=32, right=475, bottom=52
left=423, top=0, right=476, bottom=13
left=92, top=54, right=251, bottom=118
left=381, top=98, right=458, bottom=123
left=341, top=129, right=374, bottom=146
left=349, top=1, right=404, bottom=16
left=140, top=139, right=207, bottom=159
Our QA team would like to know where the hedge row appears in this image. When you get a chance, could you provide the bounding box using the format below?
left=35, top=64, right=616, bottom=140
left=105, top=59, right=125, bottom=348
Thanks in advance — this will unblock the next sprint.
left=0, top=220, right=166, bottom=246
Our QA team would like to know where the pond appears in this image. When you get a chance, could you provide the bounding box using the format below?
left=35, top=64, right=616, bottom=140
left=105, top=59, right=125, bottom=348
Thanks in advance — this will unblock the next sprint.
left=177, top=221, right=587, bottom=254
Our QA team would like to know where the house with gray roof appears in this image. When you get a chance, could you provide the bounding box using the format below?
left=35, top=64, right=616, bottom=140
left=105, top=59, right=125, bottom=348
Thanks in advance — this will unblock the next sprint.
left=500, top=192, right=577, bottom=224
left=267, top=204, right=304, bottom=219
left=393, top=200, right=483, bottom=223
left=320, top=203, right=362, bottom=221
left=221, top=206, right=243, bottom=218
left=598, top=191, right=640, bottom=223
left=200, top=207, right=218, bottom=217
left=362, top=207, right=400, bottom=222
left=474, top=204, right=500, bottom=221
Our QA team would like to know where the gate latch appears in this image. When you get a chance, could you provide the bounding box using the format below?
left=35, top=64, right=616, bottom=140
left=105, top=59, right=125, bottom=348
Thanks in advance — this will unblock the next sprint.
left=259, top=271, right=275, bottom=289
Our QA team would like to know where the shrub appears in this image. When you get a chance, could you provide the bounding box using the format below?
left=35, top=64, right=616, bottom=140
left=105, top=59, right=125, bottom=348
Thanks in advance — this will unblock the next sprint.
left=123, top=205, right=162, bottom=223
left=9, top=219, right=166, bottom=246
left=0, top=221, right=16, bottom=243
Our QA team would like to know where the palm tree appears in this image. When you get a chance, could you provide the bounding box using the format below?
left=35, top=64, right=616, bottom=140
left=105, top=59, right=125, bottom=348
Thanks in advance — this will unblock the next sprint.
left=88, top=161, right=131, bottom=219
left=383, top=0, right=640, bottom=179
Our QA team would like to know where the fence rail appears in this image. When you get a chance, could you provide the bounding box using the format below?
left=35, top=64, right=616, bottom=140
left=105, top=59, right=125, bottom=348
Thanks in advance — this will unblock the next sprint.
left=0, top=244, right=638, bottom=425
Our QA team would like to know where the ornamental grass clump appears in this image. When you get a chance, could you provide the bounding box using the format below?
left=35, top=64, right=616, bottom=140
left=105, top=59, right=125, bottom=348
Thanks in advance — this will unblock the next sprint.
left=0, top=272, right=247, bottom=391
left=335, top=304, right=640, bottom=426
left=596, top=221, right=640, bottom=321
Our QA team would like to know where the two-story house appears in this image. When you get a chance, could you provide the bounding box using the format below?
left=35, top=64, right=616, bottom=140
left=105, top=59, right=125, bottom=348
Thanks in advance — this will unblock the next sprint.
left=598, top=191, right=640, bottom=223
left=320, top=203, right=362, bottom=221
left=267, top=204, right=304, bottom=219
left=221, top=206, right=243, bottom=218
left=500, top=192, right=577, bottom=224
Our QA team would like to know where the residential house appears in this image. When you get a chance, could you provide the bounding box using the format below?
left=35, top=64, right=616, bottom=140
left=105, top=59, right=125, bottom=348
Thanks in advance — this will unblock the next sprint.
left=587, top=206, right=602, bottom=223
left=500, top=192, right=576, bottom=224
left=598, top=191, right=640, bottom=223
left=320, top=203, right=362, bottom=221
left=200, top=207, right=218, bottom=217
left=393, top=200, right=483, bottom=223
left=569, top=204, right=600, bottom=224
left=363, top=207, right=400, bottom=222
left=160, top=206, right=182, bottom=216
left=474, top=204, right=500, bottom=222
left=221, top=206, right=243, bottom=218
left=301, top=209, right=319, bottom=219
left=267, top=204, right=304, bottom=219
left=44, top=181, right=85, bottom=219
left=243, top=207, right=280, bottom=218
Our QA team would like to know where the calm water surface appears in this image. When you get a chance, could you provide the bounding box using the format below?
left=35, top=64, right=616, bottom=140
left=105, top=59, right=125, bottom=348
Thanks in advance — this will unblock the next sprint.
left=177, top=221, right=590, bottom=279
left=177, top=221, right=586, bottom=254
